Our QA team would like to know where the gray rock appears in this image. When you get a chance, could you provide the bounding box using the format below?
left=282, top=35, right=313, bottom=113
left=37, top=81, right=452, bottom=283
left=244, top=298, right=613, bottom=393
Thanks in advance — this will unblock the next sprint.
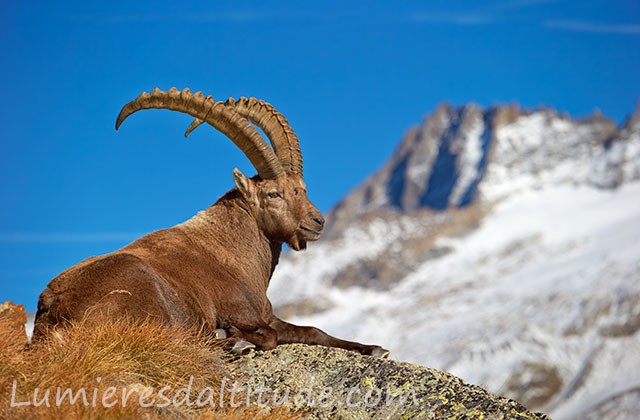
left=230, top=343, right=550, bottom=419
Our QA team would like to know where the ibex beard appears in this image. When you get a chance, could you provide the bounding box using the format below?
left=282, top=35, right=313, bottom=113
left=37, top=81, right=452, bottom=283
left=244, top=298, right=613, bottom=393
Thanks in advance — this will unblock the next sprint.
left=33, top=87, right=389, bottom=358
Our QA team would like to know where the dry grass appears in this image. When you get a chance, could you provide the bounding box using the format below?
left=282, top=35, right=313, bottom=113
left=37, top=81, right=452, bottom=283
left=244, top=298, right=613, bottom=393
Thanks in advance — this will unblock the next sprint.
left=0, top=313, right=301, bottom=419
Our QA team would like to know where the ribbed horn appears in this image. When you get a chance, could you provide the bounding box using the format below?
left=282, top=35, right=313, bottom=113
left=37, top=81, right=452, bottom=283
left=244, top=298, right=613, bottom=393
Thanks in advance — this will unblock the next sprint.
left=228, top=97, right=303, bottom=175
left=116, top=87, right=284, bottom=180
left=185, top=97, right=303, bottom=175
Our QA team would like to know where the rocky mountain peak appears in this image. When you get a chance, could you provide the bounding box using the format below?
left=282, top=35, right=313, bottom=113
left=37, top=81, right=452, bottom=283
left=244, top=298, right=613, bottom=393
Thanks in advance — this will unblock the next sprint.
left=326, top=103, right=633, bottom=237
left=622, top=99, right=640, bottom=132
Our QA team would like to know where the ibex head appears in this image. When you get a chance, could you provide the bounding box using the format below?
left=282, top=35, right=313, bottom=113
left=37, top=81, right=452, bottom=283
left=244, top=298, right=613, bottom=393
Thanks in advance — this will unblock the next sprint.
left=115, top=87, right=324, bottom=251
left=233, top=170, right=324, bottom=250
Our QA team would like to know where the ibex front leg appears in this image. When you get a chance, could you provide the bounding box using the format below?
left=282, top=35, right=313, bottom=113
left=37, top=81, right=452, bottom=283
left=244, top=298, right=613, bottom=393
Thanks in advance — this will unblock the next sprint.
left=269, top=316, right=389, bottom=358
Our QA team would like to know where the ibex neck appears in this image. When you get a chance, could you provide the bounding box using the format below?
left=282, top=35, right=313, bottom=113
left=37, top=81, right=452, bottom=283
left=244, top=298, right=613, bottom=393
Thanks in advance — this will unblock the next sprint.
left=179, top=196, right=282, bottom=288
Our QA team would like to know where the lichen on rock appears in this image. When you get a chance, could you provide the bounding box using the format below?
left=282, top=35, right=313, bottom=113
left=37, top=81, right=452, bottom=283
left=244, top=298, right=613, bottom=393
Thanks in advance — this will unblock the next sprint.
left=230, top=343, right=551, bottom=419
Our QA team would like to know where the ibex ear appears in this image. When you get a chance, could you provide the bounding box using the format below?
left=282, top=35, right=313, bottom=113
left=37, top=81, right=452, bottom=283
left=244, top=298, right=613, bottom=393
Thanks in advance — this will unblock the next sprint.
left=233, top=168, right=255, bottom=200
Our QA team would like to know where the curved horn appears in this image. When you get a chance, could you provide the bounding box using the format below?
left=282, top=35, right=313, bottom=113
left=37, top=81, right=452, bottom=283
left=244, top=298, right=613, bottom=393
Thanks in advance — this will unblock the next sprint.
left=227, top=97, right=303, bottom=175
left=116, top=88, right=284, bottom=179
left=185, top=97, right=303, bottom=175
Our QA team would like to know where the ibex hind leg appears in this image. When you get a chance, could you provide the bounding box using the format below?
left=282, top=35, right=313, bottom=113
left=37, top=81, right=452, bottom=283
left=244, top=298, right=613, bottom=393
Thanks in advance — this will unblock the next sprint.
left=34, top=256, right=176, bottom=340
left=211, top=329, right=256, bottom=356
left=230, top=340, right=256, bottom=355
left=215, top=324, right=278, bottom=355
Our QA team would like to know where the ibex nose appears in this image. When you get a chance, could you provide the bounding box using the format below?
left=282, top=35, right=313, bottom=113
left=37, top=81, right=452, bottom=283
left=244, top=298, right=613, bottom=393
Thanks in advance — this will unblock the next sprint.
left=313, top=216, right=325, bottom=228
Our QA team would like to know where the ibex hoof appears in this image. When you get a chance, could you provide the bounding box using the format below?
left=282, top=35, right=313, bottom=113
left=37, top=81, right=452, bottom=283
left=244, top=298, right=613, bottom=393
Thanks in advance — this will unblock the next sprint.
left=231, top=340, right=256, bottom=356
left=214, top=329, right=228, bottom=340
left=371, top=347, right=390, bottom=358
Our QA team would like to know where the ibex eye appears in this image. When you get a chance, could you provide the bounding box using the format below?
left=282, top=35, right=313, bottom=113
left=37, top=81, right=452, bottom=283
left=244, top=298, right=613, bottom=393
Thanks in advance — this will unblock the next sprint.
left=268, top=192, right=281, bottom=199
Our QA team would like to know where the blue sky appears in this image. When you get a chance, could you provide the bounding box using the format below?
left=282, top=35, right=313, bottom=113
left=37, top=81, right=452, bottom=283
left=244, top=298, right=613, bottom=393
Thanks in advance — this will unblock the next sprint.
left=1, top=0, right=639, bottom=311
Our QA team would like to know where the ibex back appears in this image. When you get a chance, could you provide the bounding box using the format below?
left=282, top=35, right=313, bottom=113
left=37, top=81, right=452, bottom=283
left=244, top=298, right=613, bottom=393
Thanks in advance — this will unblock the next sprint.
left=33, top=87, right=389, bottom=358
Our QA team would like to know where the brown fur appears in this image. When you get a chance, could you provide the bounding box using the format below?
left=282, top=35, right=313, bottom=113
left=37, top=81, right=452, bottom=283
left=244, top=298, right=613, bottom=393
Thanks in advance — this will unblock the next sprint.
left=33, top=172, right=387, bottom=356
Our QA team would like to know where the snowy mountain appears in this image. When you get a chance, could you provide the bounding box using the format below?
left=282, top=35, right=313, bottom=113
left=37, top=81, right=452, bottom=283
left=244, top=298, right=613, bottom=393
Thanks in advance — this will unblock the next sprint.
left=269, top=102, right=640, bottom=419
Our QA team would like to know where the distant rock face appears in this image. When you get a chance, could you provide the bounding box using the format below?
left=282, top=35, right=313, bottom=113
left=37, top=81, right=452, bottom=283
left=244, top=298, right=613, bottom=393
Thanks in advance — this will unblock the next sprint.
left=589, top=103, right=640, bottom=188
left=326, top=102, right=639, bottom=236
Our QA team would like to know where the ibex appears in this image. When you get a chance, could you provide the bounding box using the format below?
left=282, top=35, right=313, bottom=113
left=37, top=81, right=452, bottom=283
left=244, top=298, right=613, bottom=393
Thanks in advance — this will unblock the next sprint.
left=33, top=87, right=389, bottom=358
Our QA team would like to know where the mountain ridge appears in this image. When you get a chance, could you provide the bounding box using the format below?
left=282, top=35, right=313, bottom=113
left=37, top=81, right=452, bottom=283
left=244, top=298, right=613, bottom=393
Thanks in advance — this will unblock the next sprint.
left=325, top=101, right=637, bottom=237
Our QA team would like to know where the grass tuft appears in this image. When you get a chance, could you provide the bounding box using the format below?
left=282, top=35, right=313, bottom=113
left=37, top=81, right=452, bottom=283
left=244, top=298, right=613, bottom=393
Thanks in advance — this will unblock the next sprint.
left=0, top=310, right=300, bottom=419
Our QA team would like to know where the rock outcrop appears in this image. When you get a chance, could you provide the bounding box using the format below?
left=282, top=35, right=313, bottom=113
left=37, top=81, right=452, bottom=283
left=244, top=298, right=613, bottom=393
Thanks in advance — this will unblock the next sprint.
left=0, top=302, right=547, bottom=419
left=231, top=343, right=549, bottom=419
left=0, top=301, right=29, bottom=353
